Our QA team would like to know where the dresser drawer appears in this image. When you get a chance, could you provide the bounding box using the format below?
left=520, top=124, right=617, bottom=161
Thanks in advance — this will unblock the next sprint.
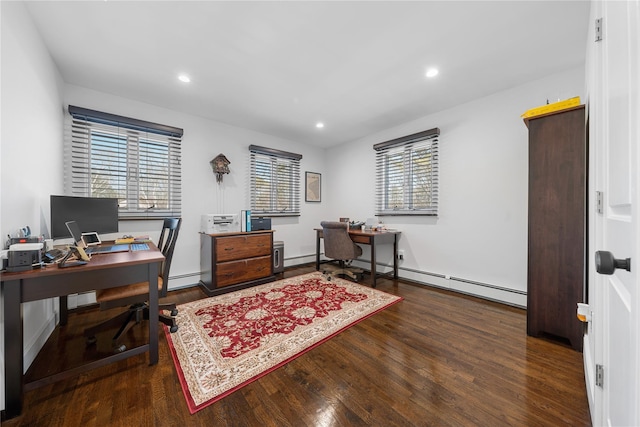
left=215, top=234, right=272, bottom=262
left=215, top=255, right=272, bottom=287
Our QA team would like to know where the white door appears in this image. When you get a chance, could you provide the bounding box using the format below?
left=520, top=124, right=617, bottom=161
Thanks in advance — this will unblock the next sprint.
left=586, top=0, right=640, bottom=425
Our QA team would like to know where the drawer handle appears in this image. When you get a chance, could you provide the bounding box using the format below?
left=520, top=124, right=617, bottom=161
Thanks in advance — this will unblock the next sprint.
left=224, top=247, right=234, bottom=251
left=257, top=244, right=265, bottom=247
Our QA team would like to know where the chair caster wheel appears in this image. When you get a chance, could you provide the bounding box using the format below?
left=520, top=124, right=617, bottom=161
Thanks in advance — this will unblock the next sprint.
left=113, top=344, right=126, bottom=353
left=86, top=336, right=97, bottom=346
left=170, top=325, right=178, bottom=333
left=171, top=309, right=178, bottom=316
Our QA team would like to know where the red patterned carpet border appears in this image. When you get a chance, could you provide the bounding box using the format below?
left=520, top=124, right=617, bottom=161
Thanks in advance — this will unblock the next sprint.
left=164, top=271, right=402, bottom=414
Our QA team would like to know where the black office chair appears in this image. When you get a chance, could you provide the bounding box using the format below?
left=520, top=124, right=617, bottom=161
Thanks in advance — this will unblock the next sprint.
left=320, top=221, right=363, bottom=281
left=84, top=217, right=182, bottom=352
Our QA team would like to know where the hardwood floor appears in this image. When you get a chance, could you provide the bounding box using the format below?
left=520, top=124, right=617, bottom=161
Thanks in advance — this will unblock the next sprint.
left=4, top=265, right=591, bottom=426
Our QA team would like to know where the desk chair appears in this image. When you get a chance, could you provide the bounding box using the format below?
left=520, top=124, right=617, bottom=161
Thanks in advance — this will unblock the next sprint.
left=321, top=221, right=363, bottom=281
left=84, top=218, right=182, bottom=353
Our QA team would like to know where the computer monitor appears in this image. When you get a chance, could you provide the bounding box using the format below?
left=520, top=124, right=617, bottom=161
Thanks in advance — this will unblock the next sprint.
left=50, top=195, right=119, bottom=239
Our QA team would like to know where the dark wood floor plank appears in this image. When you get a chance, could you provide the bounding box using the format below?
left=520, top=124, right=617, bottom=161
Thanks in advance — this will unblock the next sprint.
left=4, top=265, right=591, bottom=426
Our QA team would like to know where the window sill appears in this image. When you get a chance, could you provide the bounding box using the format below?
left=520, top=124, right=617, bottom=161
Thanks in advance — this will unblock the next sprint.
left=376, top=212, right=438, bottom=217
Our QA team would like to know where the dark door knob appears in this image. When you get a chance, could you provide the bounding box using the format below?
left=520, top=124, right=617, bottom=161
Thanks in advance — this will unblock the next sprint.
left=595, top=251, right=631, bottom=275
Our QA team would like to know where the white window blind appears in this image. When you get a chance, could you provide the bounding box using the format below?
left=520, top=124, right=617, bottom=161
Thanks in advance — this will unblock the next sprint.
left=67, top=106, right=183, bottom=219
left=374, top=128, right=439, bottom=216
left=249, top=145, right=302, bottom=217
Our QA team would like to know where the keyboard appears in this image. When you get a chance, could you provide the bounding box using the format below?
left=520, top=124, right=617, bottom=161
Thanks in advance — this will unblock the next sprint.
left=131, top=243, right=150, bottom=252
left=85, top=244, right=130, bottom=255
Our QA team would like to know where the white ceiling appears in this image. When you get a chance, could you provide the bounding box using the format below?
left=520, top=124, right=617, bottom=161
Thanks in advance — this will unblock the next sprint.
left=25, top=1, right=590, bottom=148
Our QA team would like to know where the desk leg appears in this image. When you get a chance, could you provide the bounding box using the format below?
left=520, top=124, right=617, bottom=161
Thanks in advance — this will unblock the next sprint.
left=315, top=231, right=321, bottom=271
left=3, top=279, right=23, bottom=419
left=370, top=238, right=377, bottom=288
left=59, top=296, right=68, bottom=326
left=393, top=234, right=399, bottom=279
left=148, top=263, right=159, bottom=365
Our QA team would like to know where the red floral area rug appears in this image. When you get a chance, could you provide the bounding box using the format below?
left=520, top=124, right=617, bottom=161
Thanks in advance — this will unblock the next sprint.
left=164, top=271, right=402, bottom=414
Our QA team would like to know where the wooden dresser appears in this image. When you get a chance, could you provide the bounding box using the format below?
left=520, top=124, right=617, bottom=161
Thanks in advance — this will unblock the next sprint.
left=525, top=105, right=586, bottom=352
left=199, top=230, right=275, bottom=296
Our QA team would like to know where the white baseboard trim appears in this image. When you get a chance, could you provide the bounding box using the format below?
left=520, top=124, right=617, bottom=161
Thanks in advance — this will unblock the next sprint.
left=401, top=269, right=526, bottom=308
left=23, top=312, right=57, bottom=374
left=285, top=254, right=317, bottom=267
left=76, top=254, right=527, bottom=309
left=168, top=255, right=318, bottom=291
left=583, top=333, right=596, bottom=423
left=167, top=272, right=202, bottom=291
left=345, top=257, right=527, bottom=308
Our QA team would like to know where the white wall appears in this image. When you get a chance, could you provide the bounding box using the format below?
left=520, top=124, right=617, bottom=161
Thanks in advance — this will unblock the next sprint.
left=0, top=0, right=586, bottom=413
left=64, top=84, right=327, bottom=289
left=324, top=67, right=585, bottom=306
left=1, top=1, right=66, bottom=410
left=0, top=3, right=329, bottom=411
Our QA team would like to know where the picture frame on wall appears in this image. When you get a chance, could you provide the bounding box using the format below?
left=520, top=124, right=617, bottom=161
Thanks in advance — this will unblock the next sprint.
left=305, top=171, right=321, bottom=202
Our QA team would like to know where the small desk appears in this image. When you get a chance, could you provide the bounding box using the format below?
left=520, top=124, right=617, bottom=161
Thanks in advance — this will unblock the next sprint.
left=315, top=228, right=400, bottom=287
left=1, top=245, right=164, bottom=420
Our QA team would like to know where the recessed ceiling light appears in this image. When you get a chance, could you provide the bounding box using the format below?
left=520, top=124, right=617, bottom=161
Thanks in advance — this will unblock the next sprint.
left=425, top=68, right=439, bottom=78
left=315, top=122, right=325, bottom=129
left=178, top=74, right=191, bottom=83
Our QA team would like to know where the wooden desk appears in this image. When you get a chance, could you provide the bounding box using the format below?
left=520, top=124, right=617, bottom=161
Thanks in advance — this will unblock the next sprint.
left=1, top=246, right=164, bottom=420
left=315, top=228, right=400, bottom=287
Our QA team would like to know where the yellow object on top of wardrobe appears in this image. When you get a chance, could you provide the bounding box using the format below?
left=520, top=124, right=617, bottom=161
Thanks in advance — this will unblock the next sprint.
left=521, top=96, right=581, bottom=119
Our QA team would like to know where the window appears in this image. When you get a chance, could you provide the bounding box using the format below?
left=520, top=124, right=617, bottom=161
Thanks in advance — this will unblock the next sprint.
left=67, top=105, right=183, bottom=219
left=374, top=128, right=439, bottom=216
left=249, top=145, right=302, bottom=216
